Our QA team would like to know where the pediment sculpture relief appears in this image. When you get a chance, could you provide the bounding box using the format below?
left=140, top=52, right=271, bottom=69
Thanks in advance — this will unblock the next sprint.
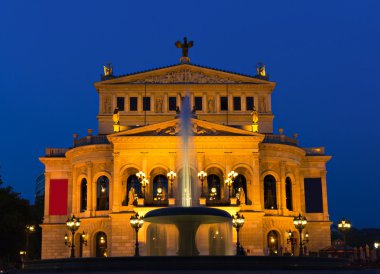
left=130, top=69, right=242, bottom=84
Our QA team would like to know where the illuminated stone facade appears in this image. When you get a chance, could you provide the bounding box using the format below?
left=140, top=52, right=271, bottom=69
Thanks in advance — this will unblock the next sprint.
left=40, top=63, right=331, bottom=259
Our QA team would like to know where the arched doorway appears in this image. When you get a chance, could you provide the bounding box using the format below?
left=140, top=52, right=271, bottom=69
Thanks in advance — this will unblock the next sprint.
left=207, top=174, right=221, bottom=200
left=285, top=177, right=293, bottom=211
left=233, top=174, right=247, bottom=204
left=147, top=224, right=167, bottom=255
left=80, top=178, right=87, bottom=212
left=125, top=174, right=140, bottom=205
left=95, top=231, right=107, bottom=257
left=267, top=230, right=280, bottom=255
left=96, top=176, right=109, bottom=210
left=264, top=175, right=277, bottom=209
left=153, top=175, right=168, bottom=201
left=208, top=224, right=226, bottom=255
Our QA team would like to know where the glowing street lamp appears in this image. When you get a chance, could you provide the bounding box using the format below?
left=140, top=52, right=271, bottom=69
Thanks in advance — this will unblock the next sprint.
left=25, top=225, right=36, bottom=259
left=136, top=171, right=147, bottom=198
left=167, top=171, right=177, bottom=198
left=232, top=212, right=245, bottom=256
left=225, top=171, right=238, bottom=199
left=293, top=213, right=307, bottom=256
left=198, top=171, right=207, bottom=197
left=130, top=213, right=144, bottom=256
left=338, top=218, right=351, bottom=245
left=287, top=230, right=297, bottom=255
left=65, top=215, right=81, bottom=258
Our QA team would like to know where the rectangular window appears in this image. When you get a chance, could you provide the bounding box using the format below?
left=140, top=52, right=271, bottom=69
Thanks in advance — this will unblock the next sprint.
left=168, top=97, right=177, bottom=111
left=304, top=178, right=323, bottom=213
left=220, top=96, right=228, bottom=111
left=233, top=97, right=241, bottom=111
left=246, top=97, right=254, bottom=111
left=143, top=97, right=151, bottom=111
left=194, top=97, right=203, bottom=111
left=117, top=97, right=125, bottom=111
left=130, top=97, right=138, bottom=111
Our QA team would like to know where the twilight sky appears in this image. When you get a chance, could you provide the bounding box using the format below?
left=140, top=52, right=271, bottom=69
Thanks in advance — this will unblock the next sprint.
left=0, top=1, right=379, bottom=228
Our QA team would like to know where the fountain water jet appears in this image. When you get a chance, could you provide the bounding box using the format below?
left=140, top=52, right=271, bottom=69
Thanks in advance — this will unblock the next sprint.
left=144, top=92, right=232, bottom=256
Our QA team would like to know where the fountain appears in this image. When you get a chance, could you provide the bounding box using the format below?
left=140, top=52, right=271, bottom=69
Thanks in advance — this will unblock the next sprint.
left=144, top=92, right=233, bottom=256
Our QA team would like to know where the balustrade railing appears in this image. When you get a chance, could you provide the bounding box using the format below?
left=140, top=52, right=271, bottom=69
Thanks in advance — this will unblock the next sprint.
left=263, top=134, right=299, bottom=146
left=45, top=148, right=68, bottom=157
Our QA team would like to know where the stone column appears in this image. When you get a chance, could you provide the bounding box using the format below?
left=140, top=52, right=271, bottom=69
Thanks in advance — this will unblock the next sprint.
left=44, top=172, right=51, bottom=223
left=320, top=170, right=329, bottom=220
left=112, top=152, right=121, bottom=212
left=294, top=168, right=301, bottom=213
left=168, top=152, right=176, bottom=196
left=299, top=170, right=305, bottom=213
left=224, top=152, right=232, bottom=200
left=196, top=152, right=205, bottom=196
left=85, top=162, right=94, bottom=216
left=252, top=154, right=261, bottom=211
left=71, top=167, right=78, bottom=214
left=67, top=171, right=73, bottom=214
left=280, top=161, right=286, bottom=213
left=141, top=152, right=148, bottom=198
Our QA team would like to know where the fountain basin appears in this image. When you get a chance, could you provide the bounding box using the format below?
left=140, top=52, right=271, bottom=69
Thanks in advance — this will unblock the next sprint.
left=144, top=207, right=232, bottom=256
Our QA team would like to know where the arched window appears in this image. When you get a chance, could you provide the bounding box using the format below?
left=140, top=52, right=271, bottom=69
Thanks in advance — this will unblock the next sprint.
left=285, top=177, right=293, bottom=211
left=207, top=174, right=221, bottom=200
left=147, top=224, right=167, bottom=255
left=95, top=231, right=107, bottom=257
left=267, top=230, right=279, bottom=255
left=233, top=174, right=247, bottom=204
left=264, top=175, right=277, bottom=209
left=80, top=178, right=87, bottom=212
left=153, top=175, right=168, bottom=201
left=126, top=175, right=140, bottom=205
left=97, top=176, right=109, bottom=210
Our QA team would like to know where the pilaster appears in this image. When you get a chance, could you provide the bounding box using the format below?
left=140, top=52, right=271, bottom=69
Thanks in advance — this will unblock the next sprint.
left=320, top=170, right=329, bottom=220
left=67, top=171, right=73, bottom=215
left=44, top=172, right=51, bottom=223
left=280, top=161, right=286, bottom=213
left=112, top=152, right=121, bottom=212
left=252, top=154, right=261, bottom=210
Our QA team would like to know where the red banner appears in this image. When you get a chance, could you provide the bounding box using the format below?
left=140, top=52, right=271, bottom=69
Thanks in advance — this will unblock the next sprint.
left=49, top=179, right=68, bottom=215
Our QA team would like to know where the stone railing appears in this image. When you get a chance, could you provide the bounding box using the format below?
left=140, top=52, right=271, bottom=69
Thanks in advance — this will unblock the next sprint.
left=263, top=134, right=299, bottom=146
left=304, top=147, right=325, bottom=156
left=74, top=135, right=110, bottom=148
left=45, top=148, right=68, bottom=157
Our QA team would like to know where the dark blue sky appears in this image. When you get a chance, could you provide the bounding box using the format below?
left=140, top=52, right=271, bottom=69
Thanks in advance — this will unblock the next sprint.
left=0, top=1, right=379, bottom=227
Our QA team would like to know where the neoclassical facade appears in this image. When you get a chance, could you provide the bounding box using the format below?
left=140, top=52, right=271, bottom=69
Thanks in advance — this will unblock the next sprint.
left=40, top=61, right=331, bottom=259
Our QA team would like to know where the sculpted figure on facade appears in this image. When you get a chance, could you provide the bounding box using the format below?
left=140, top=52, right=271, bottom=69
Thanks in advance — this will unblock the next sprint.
left=155, top=97, right=163, bottom=113
left=207, top=96, right=215, bottom=113
left=128, top=186, right=135, bottom=205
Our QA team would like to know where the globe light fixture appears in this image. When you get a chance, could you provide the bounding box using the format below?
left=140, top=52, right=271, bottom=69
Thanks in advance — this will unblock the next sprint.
left=197, top=171, right=207, bottom=197
left=232, top=212, right=245, bottom=256
left=25, top=225, right=36, bottom=259
left=167, top=171, right=177, bottom=198
left=65, top=215, right=81, bottom=258
left=130, top=213, right=144, bottom=256
left=226, top=171, right=238, bottom=199
left=338, top=218, right=351, bottom=253
left=293, top=213, right=307, bottom=256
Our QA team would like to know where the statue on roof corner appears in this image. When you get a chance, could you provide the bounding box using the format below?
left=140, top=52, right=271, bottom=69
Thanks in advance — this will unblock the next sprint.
left=103, top=63, right=113, bottom=76
left=256, top=62, right=267, bottom=78
left=175, top=37, right=193, bottom=63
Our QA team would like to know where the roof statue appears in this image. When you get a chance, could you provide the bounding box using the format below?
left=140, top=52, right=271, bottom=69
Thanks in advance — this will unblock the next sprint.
left=251, top=107, right=259, bottom=133
left=175, top=37, right=193, bottom=63
left=113, top=107, right=121, bottom=133
left=256, top=62, right=269, bottom=80
left=101, top=63, right=114, bottom=80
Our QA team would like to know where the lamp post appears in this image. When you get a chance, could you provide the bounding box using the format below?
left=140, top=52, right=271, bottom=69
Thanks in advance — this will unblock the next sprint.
left=65, top=215, right=81, bottom=258
left=167, top=171, right=177, bottom=198
left=232, top=212, right=245, bottom=256
left=79, top=231, right=87, bottom=257
left=338, top=218, right=351, bottom=247
left=293, top=213, right=307, bottom=256
left=226, top=171, right=238, bottom=199
left=136, top=171, right=147, bottom=198
left=287, top=230, right=297, bottom=255
left=375, top=242, right=379, bottom=262
left=198, top=171, right=207, bottom=198
left=130, top=213, right=144, bottom=256
left=25, top=225, right=36, bottom=259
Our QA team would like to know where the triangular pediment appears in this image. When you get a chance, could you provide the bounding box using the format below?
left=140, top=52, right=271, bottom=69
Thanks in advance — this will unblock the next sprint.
left=108, top=118, right=264, bottom=139
left=95, top=63, right=274, bottom=87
